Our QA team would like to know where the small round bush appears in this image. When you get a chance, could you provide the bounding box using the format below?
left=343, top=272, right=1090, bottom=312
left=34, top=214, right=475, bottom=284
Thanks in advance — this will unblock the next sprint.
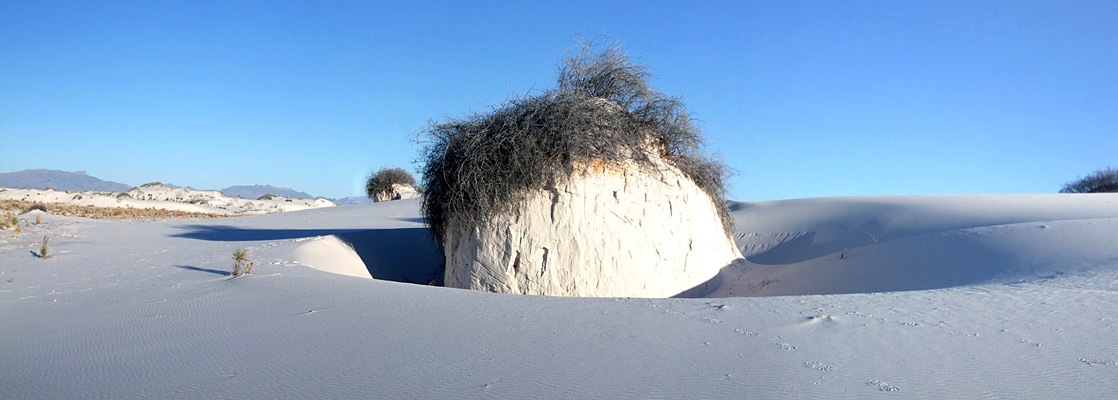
left=1061, top=166, right=1118, bottom=193
left=24, top=203, right=48, bottom=213
left=417, top=39, right=732, bottom=244
left=366, top=167, right=419, bottom=199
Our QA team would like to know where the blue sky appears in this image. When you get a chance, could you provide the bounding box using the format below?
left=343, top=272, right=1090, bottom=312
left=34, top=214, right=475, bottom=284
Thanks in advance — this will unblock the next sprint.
left=2, top=1, right=1115, bottom=200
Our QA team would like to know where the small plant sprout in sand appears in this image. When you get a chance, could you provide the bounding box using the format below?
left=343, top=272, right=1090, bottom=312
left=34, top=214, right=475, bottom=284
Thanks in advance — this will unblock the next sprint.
left=231, top=248, right=255, bottom=276
left=39, top=236, right=51, bottom=259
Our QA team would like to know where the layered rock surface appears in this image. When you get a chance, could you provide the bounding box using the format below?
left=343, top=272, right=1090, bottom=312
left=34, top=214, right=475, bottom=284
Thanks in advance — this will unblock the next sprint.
left=373, top=184, right=420, bottom=202
left=442, top=159, right=741, bottom=297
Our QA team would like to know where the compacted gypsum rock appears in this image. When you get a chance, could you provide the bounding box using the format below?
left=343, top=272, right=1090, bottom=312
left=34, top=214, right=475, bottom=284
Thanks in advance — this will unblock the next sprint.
left=372, top=184, right=419, bottom=202
left=441, top=155, right=741, bottom=297
left=420, top=40, right=739, bottom=297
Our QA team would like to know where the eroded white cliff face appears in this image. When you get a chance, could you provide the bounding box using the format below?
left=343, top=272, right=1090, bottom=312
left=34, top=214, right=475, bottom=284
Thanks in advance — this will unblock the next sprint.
left=442, top=160, right=741, bottom=297
left=373, top=184, right=420, bottom=202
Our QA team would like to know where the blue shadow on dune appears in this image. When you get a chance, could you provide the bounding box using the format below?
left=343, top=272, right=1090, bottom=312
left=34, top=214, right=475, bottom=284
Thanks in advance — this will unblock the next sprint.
left=174, top=265, right=230, bottom=276
left=171, top=226, right=364, bottom=241
left=171, top=225, right=445, bottom=285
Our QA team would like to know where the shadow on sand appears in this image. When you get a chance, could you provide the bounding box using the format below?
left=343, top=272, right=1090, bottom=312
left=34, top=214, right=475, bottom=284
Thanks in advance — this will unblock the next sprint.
left=674, top=235, right=1058, bottom=298
left=174, top=265, right=231, bottom=276
left=171, top=225, right=444, bottom=285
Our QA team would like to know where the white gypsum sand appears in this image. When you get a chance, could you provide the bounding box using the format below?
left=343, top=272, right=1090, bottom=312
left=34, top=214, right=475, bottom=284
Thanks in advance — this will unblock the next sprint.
left=0, top=185, right=335, bottom=216
left=2, top=194, right=1117, bottom=398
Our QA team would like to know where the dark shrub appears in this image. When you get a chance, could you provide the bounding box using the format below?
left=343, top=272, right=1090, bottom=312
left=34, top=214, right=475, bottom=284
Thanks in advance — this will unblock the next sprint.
left=24, top=203, right=48, bottom=213
left=417, top=39, right=732, bottom=244
left=1061, top=167, right=1118, bottom=193
left=366, top=167, right=419, bottom=199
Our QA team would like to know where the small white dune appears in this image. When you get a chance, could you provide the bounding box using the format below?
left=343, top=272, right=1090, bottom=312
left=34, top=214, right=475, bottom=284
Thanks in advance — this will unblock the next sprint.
left=291, top=235, right=371, bottom=279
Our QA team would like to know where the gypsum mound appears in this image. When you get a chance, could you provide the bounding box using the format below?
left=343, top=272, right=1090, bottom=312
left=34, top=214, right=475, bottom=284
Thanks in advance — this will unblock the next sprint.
left=440, top=154, right=741, bottom=297
left=418, top=41, right=739, bottom=297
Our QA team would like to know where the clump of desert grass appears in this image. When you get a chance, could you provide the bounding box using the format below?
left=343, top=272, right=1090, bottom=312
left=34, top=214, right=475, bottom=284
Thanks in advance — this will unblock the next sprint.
left=38, top=236, right=51, bottom=259
left=1061, top=166, right=1118, bottom=193
left=2, top=211, right=21, bottom=234
left=231, top=248, right=254, bottom=276
left=417, top=39, right=732, bottom=244
left=0, top=200, right=227, bottom=220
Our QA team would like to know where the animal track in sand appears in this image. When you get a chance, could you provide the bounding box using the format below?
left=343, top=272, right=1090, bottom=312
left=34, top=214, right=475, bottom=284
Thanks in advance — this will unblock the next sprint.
left=845, top=311, right=874, bottom=318
left=999, top=329, right=1042, bottom=348
left=1079, top=358, right=1118, bottom=366
left=866, top=380, right=900, bottom=391
left=804, top=361, right=835, bottom=371
left=947, top=331, right=980, bottom=337
left=773, top=342, right=796, bottom=350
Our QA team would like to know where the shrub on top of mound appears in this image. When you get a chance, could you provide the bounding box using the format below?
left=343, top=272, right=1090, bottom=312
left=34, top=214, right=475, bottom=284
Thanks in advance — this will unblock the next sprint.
left=366, top=167, right=420, bottom=202
left=1061, top=166, right=1118, bottom=193
left=416, top=40, right=740, bottom=297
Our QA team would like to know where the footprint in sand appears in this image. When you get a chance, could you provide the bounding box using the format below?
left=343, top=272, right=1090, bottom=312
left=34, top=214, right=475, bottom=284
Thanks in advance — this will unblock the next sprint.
left=1079, top=358, right=1118, bottom=366
left=804, top=361, right=835, bottom=371
left=773, top=341, right=796, bottom=350
left=867, top=380, right=900, bottom=392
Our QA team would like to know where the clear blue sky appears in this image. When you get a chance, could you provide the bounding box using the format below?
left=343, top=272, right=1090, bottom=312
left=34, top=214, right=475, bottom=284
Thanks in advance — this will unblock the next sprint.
left=2, top=1, right=1115, bottom=200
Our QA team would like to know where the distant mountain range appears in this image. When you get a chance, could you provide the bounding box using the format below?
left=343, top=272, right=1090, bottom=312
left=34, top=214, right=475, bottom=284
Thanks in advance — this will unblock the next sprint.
left=0, top=169, right=132, bottom=192
left=330, top=196, right=374, bottom=205
left=219, top=185, right=315, bottom=200
left=0, top=169, right=363, bottom=202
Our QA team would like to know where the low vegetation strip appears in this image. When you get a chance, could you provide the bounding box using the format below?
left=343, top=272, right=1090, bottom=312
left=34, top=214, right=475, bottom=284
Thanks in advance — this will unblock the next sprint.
left=0, top=200, right=229, bottom=220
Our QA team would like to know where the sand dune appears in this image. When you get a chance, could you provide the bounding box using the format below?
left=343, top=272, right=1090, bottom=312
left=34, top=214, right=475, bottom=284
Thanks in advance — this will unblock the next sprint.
left=2, top=194, right=1117, bottom=398
left=0, top=184, right=335, bottom=216
left=714, top=194, right=1118, bottom=296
